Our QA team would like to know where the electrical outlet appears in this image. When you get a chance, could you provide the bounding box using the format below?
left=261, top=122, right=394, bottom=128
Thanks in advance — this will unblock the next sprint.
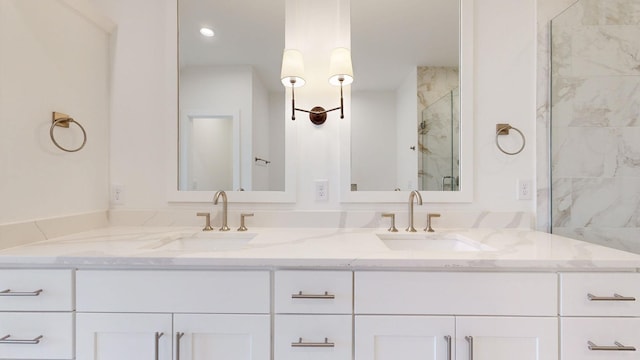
left=111, top=184, right=125, bottom=205
left=517, top=179, right=532, bottom=200
left=315, top=180, right=328, bottom=201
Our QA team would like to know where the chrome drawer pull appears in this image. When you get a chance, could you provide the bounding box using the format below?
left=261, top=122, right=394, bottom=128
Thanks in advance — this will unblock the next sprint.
left=176, top=332, right=184, bottom=360
left=0, top=289, right=43, bottom=297
left=291, top=291, right=335, bottom=299
left=444, top=335, right=452, bottom=360
left=587, top=293, right=636, bottom=302
left=291, top=337, right=335, bottom=348
left=588, top=341, right=636, bottom=351
left=0, top=335, right=43, bottom=345
left=154, top=332, right=164, bottom=360
left=466, top=336, right=474, bottom=360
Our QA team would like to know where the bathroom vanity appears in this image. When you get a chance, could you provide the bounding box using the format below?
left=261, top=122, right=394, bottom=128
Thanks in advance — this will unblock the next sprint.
left=0, top=227, right=639, bottom=360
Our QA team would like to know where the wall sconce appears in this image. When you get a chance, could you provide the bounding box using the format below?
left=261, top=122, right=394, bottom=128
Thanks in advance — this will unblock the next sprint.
left=280, top=48, right=354, bottom=125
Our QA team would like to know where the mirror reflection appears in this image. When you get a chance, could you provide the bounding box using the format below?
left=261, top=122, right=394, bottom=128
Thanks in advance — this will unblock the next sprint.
left=178, top=0, right=285, bottom=191
left=350, top=0, right=460, bottom=192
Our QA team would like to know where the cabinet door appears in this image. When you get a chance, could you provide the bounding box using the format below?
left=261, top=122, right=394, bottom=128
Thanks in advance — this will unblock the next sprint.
left=456, top=317, right=558, bottom=360
left=174, top=314, right=270, bottom=360
left=76, top=313, right=172, bottom=360
left=355, top=316, right=455, bottom=360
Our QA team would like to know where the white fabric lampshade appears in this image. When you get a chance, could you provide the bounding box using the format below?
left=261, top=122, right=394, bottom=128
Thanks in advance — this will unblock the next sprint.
left=280, top=49, right=306, bottom=87
left=328, top=47, right=354, bottom=86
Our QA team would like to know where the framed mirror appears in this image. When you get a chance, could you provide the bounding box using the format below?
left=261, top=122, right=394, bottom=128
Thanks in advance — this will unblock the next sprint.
left=340, top=0, right=474, bottom=202
left=168, top=0, right=296, bottom=202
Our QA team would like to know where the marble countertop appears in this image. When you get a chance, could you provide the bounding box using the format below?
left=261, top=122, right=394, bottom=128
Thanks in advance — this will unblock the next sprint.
left=0, top=226, right=639, bottom=271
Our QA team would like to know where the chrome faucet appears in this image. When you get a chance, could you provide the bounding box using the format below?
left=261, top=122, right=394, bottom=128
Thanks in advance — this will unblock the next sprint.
left=406, top=190, right=423, bottom=232
left=213, top=190, right=230, bottom=231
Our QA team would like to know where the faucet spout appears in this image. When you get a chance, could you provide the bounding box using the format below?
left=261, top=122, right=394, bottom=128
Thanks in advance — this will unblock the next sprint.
left=213, top=190, right=230, bottom=231
left=406, top=190, right=423, bottom=232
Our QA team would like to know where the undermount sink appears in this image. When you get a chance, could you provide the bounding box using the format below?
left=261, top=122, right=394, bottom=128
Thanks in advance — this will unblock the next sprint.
left=158, top=232, right=257, bottom=252
left=376, top=233, right=494, bottom=252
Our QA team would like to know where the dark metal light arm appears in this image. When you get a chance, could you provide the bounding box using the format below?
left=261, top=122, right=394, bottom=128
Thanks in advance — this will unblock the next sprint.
left=288, top=78, right=346, bottom=124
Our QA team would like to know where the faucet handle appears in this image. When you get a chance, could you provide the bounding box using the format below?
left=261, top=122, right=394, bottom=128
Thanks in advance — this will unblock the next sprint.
left=425, top=213, right=441, bottom=232
left=381, top=213, right=398, bottom=232
left=196, top=212, right=214, bottom=231
left=238, top=213, right=254, bottom=232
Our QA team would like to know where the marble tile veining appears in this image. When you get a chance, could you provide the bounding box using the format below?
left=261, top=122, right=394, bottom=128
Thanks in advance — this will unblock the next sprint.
left=543, top=0, right=640, bottom=252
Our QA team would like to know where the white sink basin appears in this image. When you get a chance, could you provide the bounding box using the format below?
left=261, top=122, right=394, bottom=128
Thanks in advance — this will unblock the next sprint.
left=377, top=233, right=494, bottom=252
left=158, top=232, right=257, bottom=252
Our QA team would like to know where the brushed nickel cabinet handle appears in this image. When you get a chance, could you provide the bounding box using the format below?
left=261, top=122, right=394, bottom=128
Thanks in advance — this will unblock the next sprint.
left=176, top=332, right=185, bottom=360
left=291, top=337, right=335, bottom=348
left=444, top=335, right=452, bottom=360
left=587, top=293, right=636, bottom=301
left=0, top=289, right=43, bottom=297
left=154, top=332, right=164, bottom=360
left=291, top=291, right=335, bottom=299
left=465, top=336, right=474, bottom=360
left=0, top=334, right=43, bottom=344
left=588, top=341, right=636, bottom=351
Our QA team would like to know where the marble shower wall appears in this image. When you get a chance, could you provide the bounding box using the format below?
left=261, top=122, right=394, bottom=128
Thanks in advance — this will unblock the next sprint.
left=417, top=66, right=460, bottom=191
left=548, top=0, right=640, bottom=253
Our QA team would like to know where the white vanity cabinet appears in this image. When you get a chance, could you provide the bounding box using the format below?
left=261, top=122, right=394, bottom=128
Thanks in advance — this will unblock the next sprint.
left=273, top=271, right=353, bottom=360
left=354, top=271, right=558, bottom=360
left=0, top=269, right=74, bottom=360
left=560, top=273, right=640, bottom=360
left=355, top=316, right=455, bottom=360
left=75, top=270, right=271, bottom=360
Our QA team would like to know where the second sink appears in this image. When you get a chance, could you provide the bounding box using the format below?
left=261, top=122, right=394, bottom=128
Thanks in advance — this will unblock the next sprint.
left=377, top=233, right=494, bottom=252
left=158, top=232, right=257, bottom=252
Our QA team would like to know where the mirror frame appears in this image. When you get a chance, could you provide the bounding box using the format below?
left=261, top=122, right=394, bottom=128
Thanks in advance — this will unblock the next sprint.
left=166, top=0, right=297, bottom=203
left=339, top=0, right=474, bottom=203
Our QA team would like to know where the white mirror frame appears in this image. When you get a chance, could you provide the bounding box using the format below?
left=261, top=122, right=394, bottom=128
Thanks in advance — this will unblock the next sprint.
left=165, top=0, right=297, bottom=203
left=339, top=0, right=474, bottom=203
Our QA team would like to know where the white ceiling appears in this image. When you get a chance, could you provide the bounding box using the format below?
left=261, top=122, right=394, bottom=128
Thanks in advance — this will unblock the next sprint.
left=179, top=0, right=459, bottom=92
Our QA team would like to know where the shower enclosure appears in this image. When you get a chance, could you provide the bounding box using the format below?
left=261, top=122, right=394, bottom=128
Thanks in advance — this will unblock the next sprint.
left=419, top=88, right=460, bottom=191
left=550, top=0, right=640, bottom=253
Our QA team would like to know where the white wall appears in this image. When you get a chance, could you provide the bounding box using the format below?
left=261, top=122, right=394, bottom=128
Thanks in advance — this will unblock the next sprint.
left=92, top=0, right=537, bottom=217
left=351, top=91, right=397, bottom=191
left=0, top=0, right=111, bottom=224
left=396, top=68, right=419, bottom=191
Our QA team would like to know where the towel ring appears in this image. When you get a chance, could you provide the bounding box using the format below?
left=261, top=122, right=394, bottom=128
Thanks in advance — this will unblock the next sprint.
left=495, top=123, right=525, bottom=155
left=50, top=112, right=87, bottom=152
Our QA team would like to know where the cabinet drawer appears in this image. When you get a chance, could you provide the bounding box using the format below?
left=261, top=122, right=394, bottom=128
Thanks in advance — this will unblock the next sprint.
left=0, top=269, right=73, bottom=311
left=77, top=270, right=269, bottom=313
left=0, top=312, right=74, bottom=359
left=560, top=273, right=640, bottom=316
left=275, top=271, right=352, bottom=314
left=561, top=318, right=640, bottom=360
left=274, top=315, right=352, bottom=360
left=355, top=272, right=557, bottom=316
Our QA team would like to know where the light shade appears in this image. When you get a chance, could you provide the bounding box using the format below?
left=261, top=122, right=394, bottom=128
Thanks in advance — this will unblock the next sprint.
left=328, top=47, right=354, bottom=86
left=280, top=49, right=306, bottom=87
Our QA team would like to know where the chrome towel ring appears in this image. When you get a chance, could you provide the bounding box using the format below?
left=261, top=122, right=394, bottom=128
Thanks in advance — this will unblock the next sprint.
left=50, top=112, right=87, bottom=152
left=495, top=123, right=525, bottom=155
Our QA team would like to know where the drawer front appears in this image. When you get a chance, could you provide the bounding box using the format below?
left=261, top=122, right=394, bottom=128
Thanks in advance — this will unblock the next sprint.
left=355, top=272, right=557, bottom=316
left=77, top=270, right=269, bottom=313
left=0, top=312, right=74, bottom=359
left=560, top=273, right=640, bottom=316
left=275, top=271, right=352, bottom=314
left=0, top=269, right=73, bottom=311
left=561, top=318, right=640, bottom=360
left=274, top=315, right=352, bottom=360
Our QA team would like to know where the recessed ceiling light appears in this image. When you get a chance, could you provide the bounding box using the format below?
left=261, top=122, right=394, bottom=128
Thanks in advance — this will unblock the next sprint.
left=199, top=27, right=215, bottom=37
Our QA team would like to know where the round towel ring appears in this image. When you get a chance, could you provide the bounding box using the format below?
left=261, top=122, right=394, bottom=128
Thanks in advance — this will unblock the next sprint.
left=50, top=117, right=87, bottom=153
left=495, top=124, right=525, bottom=155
